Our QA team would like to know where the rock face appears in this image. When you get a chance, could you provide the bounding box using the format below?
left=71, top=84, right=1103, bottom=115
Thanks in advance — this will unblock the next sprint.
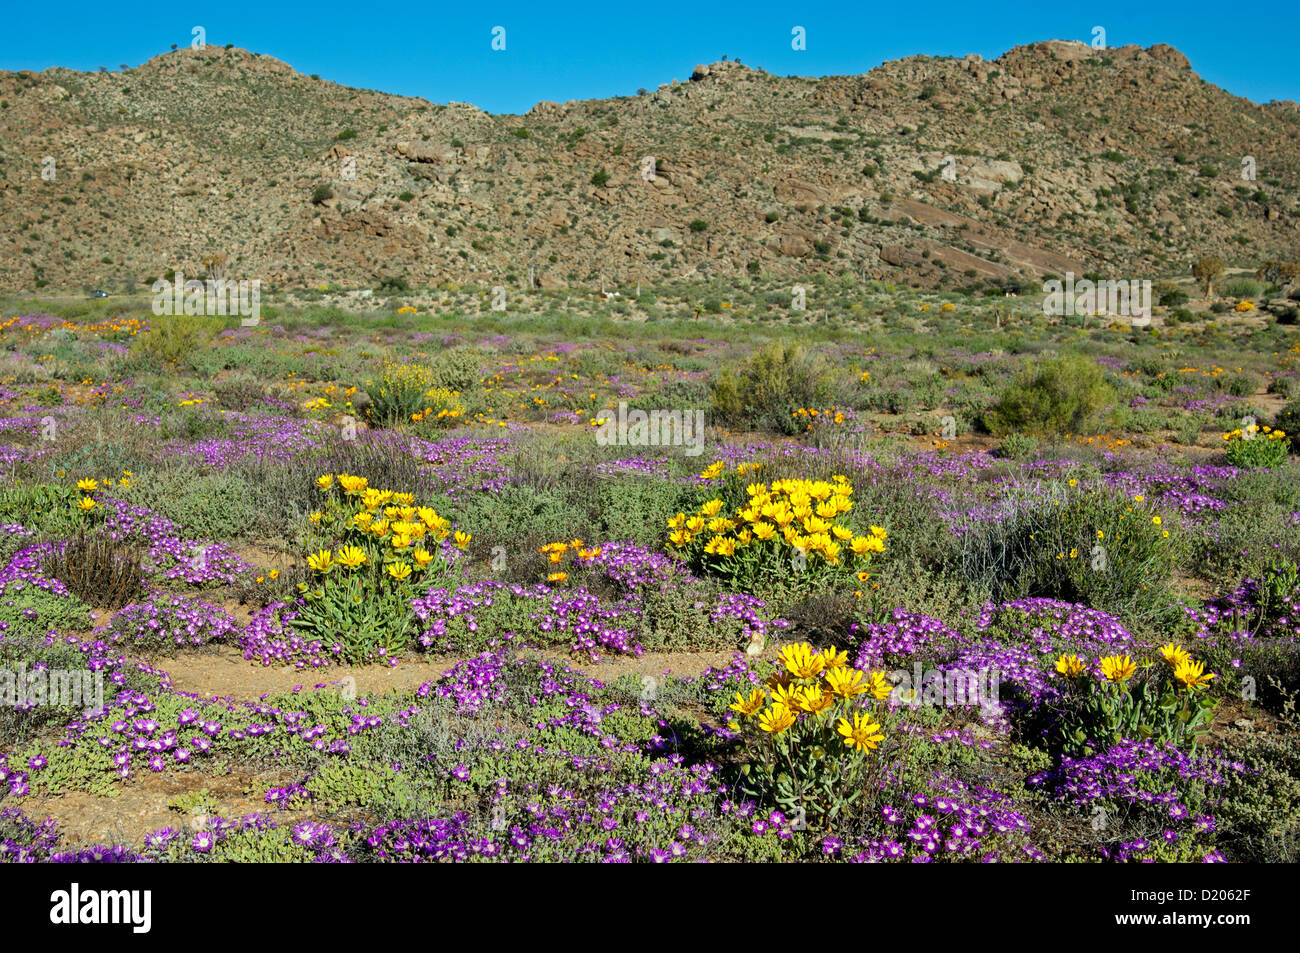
left=394, top=140, right=456, bottom=163
left=0, top=41, right=1295, bottom=291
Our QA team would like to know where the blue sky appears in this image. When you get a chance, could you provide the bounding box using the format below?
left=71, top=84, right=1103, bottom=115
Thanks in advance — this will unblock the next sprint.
left=4, top=1, right=1297, bottom=113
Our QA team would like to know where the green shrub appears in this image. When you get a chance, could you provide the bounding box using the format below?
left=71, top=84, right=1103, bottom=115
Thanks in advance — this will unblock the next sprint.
left=1223, top=278, right=1265, bottom=299
left=120, top=467, right=262, bottom=539
left=364, top=362, right=439, bottom=428
left=711, top=342, right=834, bottom=434
left=430, top=349, right=481, bottom=392
left=955, top=486, right=1185, bottom=625
left=984, top=354, right=1115, bottom=438
left=129, top=314, right=227, bottom=368
left=1224, top=374, right=1257, bottom=397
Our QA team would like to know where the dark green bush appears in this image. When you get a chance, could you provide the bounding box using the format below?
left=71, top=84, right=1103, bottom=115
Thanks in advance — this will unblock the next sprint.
left=984, top=354, right=1116, bottom=438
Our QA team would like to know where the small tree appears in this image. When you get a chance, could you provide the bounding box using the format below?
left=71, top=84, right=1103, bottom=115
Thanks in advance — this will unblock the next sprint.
left=1192, top=256, right=1224, bottom=298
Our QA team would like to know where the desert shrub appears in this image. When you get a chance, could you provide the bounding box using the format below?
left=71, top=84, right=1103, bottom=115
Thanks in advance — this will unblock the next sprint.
left=129, top=314, right=227, bottom=368
left=212, top=377, right=265, bottom=410
left=450, top=485, right=594, bottom=580
left=364, top=362, right=438, bottom=428
left=596, top=479, right=695, bottom=548
left=429, top=349, right=481, bottom=392
left=711, top=342, right=834, bottom=434
left=1216, top=732, right=1300, bottom=862
left=1276, top=399, right=1300, bottom=451
left=120, top=467, right=262, bottom=540
left=1223, top=278, right=1265, bottom=299
left=1224, top=373, right=1257, bottom=397
left=995, top=433, right=1040, bottom=460
left=955, top=486, right=1184, bottom=625
left=40, top=532, right=143, bottom=609
left=984, top=354, right=1115, bottom=438
left=1267, top=376, right=1296, bottom=398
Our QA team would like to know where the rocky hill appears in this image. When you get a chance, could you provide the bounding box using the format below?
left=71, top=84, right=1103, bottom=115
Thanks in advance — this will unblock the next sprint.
left=1, top=40, right=1297, bottom=293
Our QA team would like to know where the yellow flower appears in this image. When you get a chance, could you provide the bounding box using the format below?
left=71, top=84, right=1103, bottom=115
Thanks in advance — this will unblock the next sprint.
left=668, top=529, right=691, bottom=547
left=307, top=549, right=335, bottom=573
left=76, top=496, right=97, bottom=511
left=1173, top=658, right=1216, bottom=692
left=729, top=688, right=766, bottom=717
left=835, top=711, right=884, bottom=752
left=823, top=666, right=868, bottom=698
left=1152, top=516, right=1162, bottom=526
left=700, top=499, right=724, bottom=518
left=1099, top=655, right=1136, bottom=683
left=1158, top=643, right=1191, bottom=668
left=864, top=670, right=893, bottom=700
left=335, top=545, right=367, bottom=570
left=757, top=703, right=797, bottom=734
left=778, top=642, right=826, bottom=680
left=386, top=562, right=413, bottom=581
left=454, top=531, right=472, bottom=550
left=76, top=478, right=98, bottom=492
left=412, top=548, right=435, bottom=567
left=793, top=684, right=833, bottom=715
left=1055, top=653, right=1087, bottom=678
left=547, top=571, right=568, bottom=583
left=316, top=474, right=335, bottom=490
left=338, top=474, right=368, bottom=495
left=820, top=647, right=849, bottom=670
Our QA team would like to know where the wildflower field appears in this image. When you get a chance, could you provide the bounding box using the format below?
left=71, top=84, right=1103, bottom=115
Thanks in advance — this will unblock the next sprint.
left=0, top=285, right=1297, bottom=867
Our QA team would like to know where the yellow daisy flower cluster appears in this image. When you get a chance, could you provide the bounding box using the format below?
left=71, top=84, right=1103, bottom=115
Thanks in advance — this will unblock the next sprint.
left=668, top=476, right=886, bottom=573
left=69, top=471, right=133, bottom=514
left=1221, top=423, right=1286, bottom=442
left=791, top=407, right=847, bottom=431
left=730, top=642, right=889, bottom=753
left=698, top=460, right=763, bottom=482
left=1055, top=644, right=1216, bottom=694
left=539, top=539, right=602, bottom=583
left=302, top=473, right=467, bottom=588
left=411, top=387, right=464, bottom=424
left=1159, top=643, right=1217, bottom=692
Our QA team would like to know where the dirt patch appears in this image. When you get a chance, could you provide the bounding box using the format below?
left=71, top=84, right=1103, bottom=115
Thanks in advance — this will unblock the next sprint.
left=160, top=646, right=451, bottom=701
left=22, top=767, right=310, bottom=849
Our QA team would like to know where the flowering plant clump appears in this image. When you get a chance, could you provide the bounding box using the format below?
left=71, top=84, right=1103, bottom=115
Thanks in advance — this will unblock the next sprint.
left=1222, top=422, right=1289, bottom=468
left=364, top=362, right=461, bottom=428
left=667, top=467, right=886, bottom=593
left=289, top=473, right=469, bottom=663
left=1052, top=643, right=1218, bottom=753
left=410, top=387, right=465, bottom=427
left=729, top=641, right=892, bottom=826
